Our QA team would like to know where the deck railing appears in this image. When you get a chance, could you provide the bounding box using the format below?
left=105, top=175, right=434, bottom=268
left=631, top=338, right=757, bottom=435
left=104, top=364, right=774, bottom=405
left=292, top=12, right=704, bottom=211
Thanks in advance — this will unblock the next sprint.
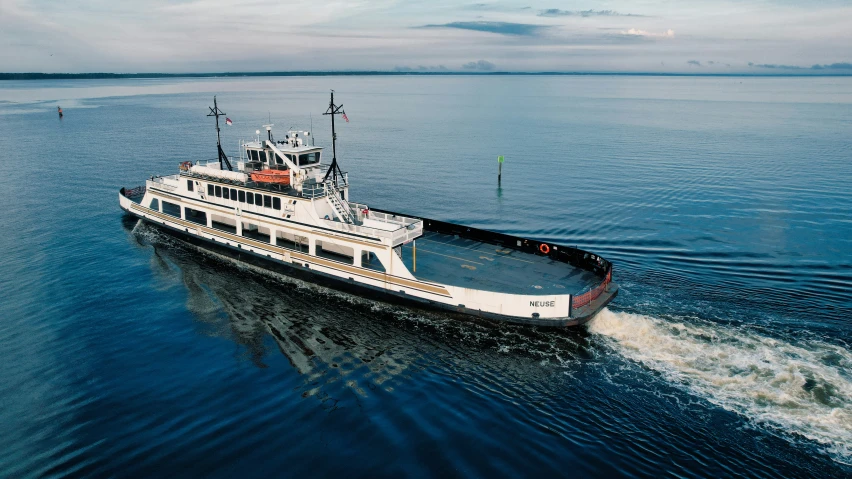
left=121, top=186, right=146, bottom=199
left=572, top=267, right=613, bottom=308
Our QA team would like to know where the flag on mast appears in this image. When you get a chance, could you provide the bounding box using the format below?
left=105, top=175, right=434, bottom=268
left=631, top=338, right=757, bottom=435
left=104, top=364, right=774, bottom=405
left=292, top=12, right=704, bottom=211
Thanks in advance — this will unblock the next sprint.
left=225, top=117, right=233, bottom=126
left=341, top=113, right=349, bottom=123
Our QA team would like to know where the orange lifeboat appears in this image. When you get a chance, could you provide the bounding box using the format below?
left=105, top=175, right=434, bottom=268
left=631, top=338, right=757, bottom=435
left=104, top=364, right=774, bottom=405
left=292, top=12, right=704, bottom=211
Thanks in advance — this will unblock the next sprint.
left=251, top=169, right=290, bottom=185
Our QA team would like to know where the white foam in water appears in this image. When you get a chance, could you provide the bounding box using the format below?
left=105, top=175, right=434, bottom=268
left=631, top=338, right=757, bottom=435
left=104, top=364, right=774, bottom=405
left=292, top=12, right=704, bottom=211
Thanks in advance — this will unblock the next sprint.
left=589, top=308, right=852, bottom=464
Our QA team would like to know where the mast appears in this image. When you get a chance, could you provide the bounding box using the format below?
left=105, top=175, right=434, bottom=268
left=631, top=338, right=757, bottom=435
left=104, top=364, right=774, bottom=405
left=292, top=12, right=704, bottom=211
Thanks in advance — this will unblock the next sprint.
left=322, top=90, right=346, bottom=184
left=208, top=96, right=233, bottom=171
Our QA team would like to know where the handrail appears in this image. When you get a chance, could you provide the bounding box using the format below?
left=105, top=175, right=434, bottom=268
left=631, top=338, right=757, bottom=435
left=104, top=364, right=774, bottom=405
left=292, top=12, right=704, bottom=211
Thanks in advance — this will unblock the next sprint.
left=572, top=267, right=613, bottom=308
left=121, top=186, right=146, bottom=198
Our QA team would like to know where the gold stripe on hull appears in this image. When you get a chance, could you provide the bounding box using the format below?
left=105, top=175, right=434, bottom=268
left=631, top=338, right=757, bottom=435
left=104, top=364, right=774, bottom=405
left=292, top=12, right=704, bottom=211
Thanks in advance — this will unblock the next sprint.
left=129, top=203, right=451, bottom=297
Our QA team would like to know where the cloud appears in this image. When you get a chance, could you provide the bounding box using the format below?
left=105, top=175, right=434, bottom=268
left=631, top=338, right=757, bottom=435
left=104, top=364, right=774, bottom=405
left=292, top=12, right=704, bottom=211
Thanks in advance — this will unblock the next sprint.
left=538, top=9, right=644, bottom=17
left=749, top=61, right=852, bottom=71
left=620, top=28, right=674, bottom=38
left=462, top=60, right=496, bottom=71
left=419, top=21, right=547, bottom=36
left=394, top=65, right=449, bottom=72
left=687, top=60, right=701, bottom=66
left=811, top=62, right=852, bottom=70
left=748, top=62, right=804, bottom=69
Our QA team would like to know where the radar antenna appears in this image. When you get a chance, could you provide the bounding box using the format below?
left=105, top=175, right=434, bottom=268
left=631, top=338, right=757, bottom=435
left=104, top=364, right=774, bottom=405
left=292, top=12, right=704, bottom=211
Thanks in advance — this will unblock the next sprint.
left=207, top=96, right=233, bottom=171
left=322, top=90, right=346, bottom=184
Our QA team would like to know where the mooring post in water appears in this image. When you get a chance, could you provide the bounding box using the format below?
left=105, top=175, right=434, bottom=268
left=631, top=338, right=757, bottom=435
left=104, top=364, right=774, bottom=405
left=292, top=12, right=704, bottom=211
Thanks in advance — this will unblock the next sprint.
left=498, top=155, right=504, bottom=183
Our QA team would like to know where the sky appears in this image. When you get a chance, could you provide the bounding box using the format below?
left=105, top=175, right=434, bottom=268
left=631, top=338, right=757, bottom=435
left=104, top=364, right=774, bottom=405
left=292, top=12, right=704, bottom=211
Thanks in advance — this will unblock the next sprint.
left=1, top=0, right=851, bottom=73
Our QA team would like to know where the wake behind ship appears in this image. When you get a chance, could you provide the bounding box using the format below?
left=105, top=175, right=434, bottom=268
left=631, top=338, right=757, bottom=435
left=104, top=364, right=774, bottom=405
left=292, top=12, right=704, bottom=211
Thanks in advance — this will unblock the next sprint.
left=119, top=94, right=617, bottom=326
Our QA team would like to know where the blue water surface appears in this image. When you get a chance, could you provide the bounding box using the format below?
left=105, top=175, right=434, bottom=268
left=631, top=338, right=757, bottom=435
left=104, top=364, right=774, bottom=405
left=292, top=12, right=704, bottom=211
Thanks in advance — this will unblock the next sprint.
left=0, top=76, right=850, bottom=478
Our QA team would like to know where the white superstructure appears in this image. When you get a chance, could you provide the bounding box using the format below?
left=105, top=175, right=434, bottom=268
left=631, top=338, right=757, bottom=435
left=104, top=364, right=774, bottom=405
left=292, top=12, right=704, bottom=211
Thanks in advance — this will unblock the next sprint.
left=119, top=95, right=617, bottom=326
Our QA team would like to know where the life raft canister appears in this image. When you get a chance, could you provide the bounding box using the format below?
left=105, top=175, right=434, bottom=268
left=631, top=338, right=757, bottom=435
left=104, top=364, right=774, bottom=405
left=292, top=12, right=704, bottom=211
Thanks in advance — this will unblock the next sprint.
left=539, top=243, right=550, bottom=254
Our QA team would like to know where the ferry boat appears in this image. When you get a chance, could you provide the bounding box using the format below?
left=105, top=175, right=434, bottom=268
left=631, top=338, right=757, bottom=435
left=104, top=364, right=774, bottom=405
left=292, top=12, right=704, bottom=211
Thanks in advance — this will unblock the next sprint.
left=119, top=94, right=617, bottom=326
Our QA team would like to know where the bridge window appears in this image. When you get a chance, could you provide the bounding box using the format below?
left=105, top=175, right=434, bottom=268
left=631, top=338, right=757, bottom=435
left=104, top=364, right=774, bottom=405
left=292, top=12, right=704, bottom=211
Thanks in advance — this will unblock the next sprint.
left=298, top=152, right=320, bottom=166
left=247, top=192, right=254, bottom=205
left=223, top=188, right=229, bottom=200
left=187, top=180, right=193, bottom=192
left=263, top=195, right=271, bottom=208
left=207, top=184, right=214, bottom=196
left=255, top=193, right=263, bottom=205
left=273, top=197, right=281, bottom=210
left=274, top=153, right=290, bottom=168
left=238, top=190, right=246, bottom=202
left=230, top=188, right=237, bottom=199
left=215, top=186, right=222, bottom=197
left=149, top=198, right=159, bottom=211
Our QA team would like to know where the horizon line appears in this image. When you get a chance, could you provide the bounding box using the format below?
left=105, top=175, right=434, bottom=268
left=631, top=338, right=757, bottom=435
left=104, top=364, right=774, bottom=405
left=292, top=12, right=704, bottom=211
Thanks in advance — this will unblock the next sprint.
left=2, top=71, right=852, bottom=80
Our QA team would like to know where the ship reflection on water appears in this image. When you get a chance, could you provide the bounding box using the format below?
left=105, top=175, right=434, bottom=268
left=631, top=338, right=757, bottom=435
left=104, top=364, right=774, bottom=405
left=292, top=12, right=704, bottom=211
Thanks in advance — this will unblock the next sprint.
left=123, top=217, right=596, bottom=396
left=126, top=218, right=424, bottom=391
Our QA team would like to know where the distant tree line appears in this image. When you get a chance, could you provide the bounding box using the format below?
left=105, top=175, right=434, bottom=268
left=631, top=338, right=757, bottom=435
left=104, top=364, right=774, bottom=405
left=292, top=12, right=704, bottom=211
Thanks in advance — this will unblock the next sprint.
left=0, top=71, right=496, bottom=80
left=1, top=71, right=849, bottom=80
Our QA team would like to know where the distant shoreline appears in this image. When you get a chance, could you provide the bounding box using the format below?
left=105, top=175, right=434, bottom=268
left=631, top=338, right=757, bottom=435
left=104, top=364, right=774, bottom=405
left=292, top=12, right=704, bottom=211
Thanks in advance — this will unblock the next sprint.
left=2, top=71, right=851, bottom=80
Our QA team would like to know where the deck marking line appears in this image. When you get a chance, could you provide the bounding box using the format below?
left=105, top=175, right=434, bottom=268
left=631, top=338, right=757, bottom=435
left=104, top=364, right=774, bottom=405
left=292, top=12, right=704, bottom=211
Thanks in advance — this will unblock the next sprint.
left=413, top=248, right=485, bottom=265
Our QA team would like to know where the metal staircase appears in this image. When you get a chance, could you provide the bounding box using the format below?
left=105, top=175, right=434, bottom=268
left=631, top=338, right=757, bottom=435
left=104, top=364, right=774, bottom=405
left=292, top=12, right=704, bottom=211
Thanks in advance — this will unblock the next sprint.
left=325, top=181, right=358, bottom=224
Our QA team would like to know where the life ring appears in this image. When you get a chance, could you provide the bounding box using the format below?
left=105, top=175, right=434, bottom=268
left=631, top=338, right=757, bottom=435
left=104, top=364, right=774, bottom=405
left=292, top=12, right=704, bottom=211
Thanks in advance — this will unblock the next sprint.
left=539, top=243, right=550, bottom=254
left=362, top=209, right=369, bottom=217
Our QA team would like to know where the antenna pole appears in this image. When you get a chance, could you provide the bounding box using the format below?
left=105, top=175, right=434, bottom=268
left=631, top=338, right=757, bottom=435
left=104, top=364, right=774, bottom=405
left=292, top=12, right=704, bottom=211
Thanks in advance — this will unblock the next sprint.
left=322, top=90, right=346, bottom=184
left=330, top=91, right=337, bottom=164
left=208, top=96, right=233, bottom=171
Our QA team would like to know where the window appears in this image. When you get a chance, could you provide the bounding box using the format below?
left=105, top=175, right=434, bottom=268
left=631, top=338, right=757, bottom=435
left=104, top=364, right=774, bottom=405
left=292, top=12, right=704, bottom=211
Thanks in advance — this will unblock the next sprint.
left=208, top=184, right=214, bottom=196
left=238, top=190, right=246, bottom=202
left=215, top=186, right=222, bottom=197
left=255, top=193, right=263, bottom=205
left=187, top=180, right=194, bottom=192
left=316, top=240, right=355, bottom=265
left=162, top=201, right=181, bottom=218
left=298, top=152, right=320, bottom=166
left=273, top=197, right=281, bottom=210
left=299, top=156, right=319, bottom=166
left=249, top=150, right=259, bottom=162
left=247, top=192, right=254, bottom=205
left=230, top=188, right=237, bottom=199
left=263, top=195, right=271, bottom=208
left=223, top=188, right=229, bottom=200
left=185, top=207, right=207, bottom=225
left=149, top=198, right=159, bottom=211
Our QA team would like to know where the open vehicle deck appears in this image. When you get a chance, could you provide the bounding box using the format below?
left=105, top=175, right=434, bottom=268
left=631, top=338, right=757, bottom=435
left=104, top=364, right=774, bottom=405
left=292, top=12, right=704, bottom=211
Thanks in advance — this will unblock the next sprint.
left=400, top=232, right=600, bottom=295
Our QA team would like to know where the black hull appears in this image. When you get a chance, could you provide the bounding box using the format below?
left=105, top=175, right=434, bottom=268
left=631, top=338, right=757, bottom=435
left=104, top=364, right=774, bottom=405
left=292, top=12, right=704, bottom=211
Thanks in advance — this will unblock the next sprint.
left=124, top=210, right=616, bottom=327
